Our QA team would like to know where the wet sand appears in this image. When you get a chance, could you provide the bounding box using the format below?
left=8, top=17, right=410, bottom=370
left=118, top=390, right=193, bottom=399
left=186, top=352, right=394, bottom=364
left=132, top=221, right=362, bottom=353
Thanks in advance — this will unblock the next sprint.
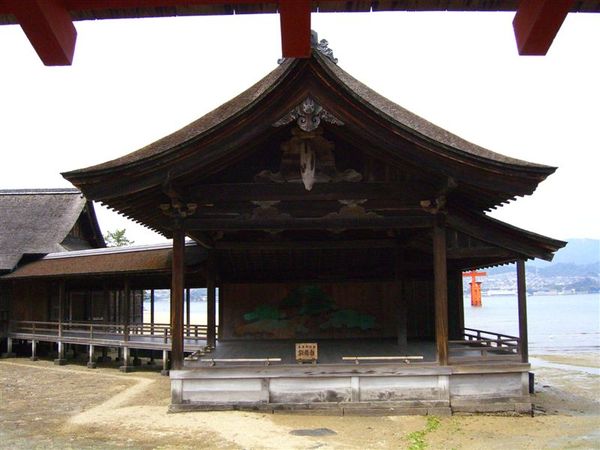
left=1, top=353, right=598, bottom=449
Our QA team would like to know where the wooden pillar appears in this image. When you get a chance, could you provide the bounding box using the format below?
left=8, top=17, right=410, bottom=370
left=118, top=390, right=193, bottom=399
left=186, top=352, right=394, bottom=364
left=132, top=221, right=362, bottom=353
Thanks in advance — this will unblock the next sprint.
left=102, top=284, right=109, bottom=324
left=54, top=280, right=66, bottom=365
left=207, top=254, right=217, bottom=350
left=123, top=280, right=130, bottom=343
left=457, top=272, right=465, bottom=335
left=150, top=289, right=155, bottom=335
left=171, top=225, right=186, bottom=370
left=119, top=279, right=132, bottom=372
left=185, top=288, right=191, bottom=337
left=395, top=249, right=407, bottom=351
left=161, top=349, right=169, bottom=376
left=30, top=340, right=38, bottom=361
left=433, top=216, right=449, bottom=365
left=5, top=337, right=14, bottom=356
left=87, top=344, right=96, bottom=369
left=517, top=260, right=529, bottom=363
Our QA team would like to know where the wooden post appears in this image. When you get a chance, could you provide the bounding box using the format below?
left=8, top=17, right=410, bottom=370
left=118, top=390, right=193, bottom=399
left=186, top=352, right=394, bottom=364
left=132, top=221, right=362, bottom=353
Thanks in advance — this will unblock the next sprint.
left=517, top=260, right=529, bottom=363
left=119, top=279, right=132, bottom=372
left=102, top=284, right=109, bottom=323
left=123, top=280, right=130, bottom=344
left=161, top=349, right=169, bottom=376
left=120, top=346, right=131, bottom=372
left=395, top=249, right=407, bottom=351
left=185, top=288, right=191, bottom=337
left=207, top=254, right=217, bottom=350
left=171, top=224, right=186, bottom=370
left=54, top=280, right=66, bottom=365
left=433, top=216, right=449, bottom=365
left=456, top=272, right=465, bottom=335
left=30, top=340, right=38, bottom=361
left=5, top=337, right=14, bottom=356
left=87, top=344, right=96, bottom=369
left=150, top=289, right=155, bottom=335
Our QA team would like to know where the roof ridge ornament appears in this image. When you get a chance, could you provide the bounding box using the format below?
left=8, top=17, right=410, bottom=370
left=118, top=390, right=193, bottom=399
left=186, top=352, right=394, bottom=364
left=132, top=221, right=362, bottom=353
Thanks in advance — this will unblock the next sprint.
left=277, top=30, right=338, bottom=65
left=311, top=30, right=338, bottom=64
left=273, top=96, right=344, bottom=132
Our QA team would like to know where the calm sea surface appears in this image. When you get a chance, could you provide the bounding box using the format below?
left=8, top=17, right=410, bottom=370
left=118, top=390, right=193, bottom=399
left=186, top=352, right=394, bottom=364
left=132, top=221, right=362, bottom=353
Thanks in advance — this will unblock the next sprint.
left=147, top=293, right=599, bottom=355
left=464, top=293, right=600, bottom=355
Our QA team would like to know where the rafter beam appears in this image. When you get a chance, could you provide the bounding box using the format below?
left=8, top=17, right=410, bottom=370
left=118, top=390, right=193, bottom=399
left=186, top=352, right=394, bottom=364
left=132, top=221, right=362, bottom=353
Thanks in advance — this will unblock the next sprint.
left=183, top=215, right=432, bottom=231
left=186, top=182, right=434, bottom=203
left=279, top=0, right=311, bottom=58
left=513, top=0, right=574, bottom=55
left=215, top=239, right=399, bottom=251
left=9, top=0, right=77, bottom=66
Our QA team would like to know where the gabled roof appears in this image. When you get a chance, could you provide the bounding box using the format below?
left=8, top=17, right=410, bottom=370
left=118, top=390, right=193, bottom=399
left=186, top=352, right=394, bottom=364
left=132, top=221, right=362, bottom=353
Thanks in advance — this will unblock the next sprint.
left=0, top=188, right=105, bottom=272
left=64, top=48, right=557, bottom=227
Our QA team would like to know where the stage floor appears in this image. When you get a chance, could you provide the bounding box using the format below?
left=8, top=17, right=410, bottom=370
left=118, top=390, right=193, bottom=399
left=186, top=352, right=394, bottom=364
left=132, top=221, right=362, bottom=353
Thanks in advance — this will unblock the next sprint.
left=188, top=338, right=438, bottom=366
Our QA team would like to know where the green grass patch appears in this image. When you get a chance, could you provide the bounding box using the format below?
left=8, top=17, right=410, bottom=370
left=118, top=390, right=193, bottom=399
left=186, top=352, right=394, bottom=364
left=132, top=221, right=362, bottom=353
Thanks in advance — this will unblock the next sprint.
left=406, top=416, right=441, bottom=450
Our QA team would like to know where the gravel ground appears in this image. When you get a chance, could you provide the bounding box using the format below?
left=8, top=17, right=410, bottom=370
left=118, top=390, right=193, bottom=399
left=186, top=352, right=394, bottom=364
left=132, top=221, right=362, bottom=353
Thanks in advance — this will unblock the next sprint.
left=0, top=353, right=598, bottom=449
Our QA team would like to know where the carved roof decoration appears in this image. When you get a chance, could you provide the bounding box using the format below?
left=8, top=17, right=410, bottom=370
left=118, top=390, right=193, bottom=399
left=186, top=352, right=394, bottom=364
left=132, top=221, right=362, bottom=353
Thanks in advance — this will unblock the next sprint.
left=273, top=96, right=344, bottom=132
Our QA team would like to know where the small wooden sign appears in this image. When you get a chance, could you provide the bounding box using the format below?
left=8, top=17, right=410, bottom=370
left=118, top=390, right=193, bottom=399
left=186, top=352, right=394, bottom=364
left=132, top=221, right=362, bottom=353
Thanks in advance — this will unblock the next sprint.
left=295, top=342, right=318, bottom=363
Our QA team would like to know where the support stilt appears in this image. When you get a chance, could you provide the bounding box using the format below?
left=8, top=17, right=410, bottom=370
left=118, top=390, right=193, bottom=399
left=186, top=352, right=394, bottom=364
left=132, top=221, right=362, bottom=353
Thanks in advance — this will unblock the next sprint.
left=87, top=344, right=96, bottom=369
left=2, top=337, right=16, bottom=358
left=30, top=340, right=38, bottom=361
left=119, top=347, right=132, bottom=372
left=54, top=341, right=66, bottom=365
left=161, top=350, right=170, bottom=376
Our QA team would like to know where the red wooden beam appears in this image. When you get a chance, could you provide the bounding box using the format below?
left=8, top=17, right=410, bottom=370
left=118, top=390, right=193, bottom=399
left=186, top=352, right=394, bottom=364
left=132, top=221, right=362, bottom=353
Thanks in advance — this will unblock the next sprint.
left=279, top=0, right=311, bottom=58
left=9, top=0, right=77, bottom=65
left=513, top=0, right=575, bottom=56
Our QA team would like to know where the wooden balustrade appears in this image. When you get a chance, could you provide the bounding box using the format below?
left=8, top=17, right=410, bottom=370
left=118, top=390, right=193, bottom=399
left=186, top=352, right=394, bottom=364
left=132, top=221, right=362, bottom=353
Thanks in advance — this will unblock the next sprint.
left=8, top=320, right=217, bottom=344
left=448, top=327, right=521, bottom=363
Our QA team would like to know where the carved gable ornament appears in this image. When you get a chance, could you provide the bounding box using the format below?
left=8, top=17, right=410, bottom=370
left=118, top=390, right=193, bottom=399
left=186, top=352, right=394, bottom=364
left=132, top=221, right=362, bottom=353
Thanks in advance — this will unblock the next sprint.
left=273, top=97, right=344, bottom=132
left=266, top=97, right=356, bottom=191
left=256, top=127, right=361, bottom=191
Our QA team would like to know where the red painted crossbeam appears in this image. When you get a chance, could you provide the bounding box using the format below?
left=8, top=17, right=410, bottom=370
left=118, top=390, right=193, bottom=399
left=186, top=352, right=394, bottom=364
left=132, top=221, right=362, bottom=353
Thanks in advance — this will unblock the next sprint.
left=513, top=0, right=575, bottom=55
left=8, top=0, right=77, bottom=66
left=1, top=0, right=311, bottom=65
left=279, top=0, right=311, bottom=58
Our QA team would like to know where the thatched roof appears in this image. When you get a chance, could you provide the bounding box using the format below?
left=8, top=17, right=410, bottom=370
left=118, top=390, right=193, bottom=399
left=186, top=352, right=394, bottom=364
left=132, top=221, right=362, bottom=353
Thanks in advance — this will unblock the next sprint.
left=0, top=189, right=103, bottom=272
left=66, top=50, right=551, bottom=176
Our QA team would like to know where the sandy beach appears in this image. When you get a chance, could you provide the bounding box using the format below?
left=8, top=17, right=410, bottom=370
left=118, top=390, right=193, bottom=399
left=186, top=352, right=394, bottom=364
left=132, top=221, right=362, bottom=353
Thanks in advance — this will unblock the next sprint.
left=0, top=352, right=598, bottom=449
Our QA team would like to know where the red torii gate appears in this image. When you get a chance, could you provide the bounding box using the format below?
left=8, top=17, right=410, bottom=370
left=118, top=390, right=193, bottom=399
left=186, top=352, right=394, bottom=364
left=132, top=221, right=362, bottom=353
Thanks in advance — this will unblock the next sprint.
left=0, top=0, right=582, bottom=66
left=463, top=271, right=487, bottom=307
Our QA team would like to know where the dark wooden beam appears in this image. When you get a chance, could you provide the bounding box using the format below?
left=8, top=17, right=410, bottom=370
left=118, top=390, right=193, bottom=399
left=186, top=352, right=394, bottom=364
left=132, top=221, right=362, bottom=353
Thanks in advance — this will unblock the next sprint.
left=123, top=278, right=130, bottom=343
left=9, top=0, right=77, bottom=66
left=215, top=239, right=398, bottom=251
left=447, top=246, right=513, bottom=259
left=206, top=253, right=217, bottom=349
left=279, top=0, right=311, bottom=58
left=184, top=215, right=432, bottom=231
left=170, top=224, right=186, bottom=370
left=187, top=182, right=424, bottom=203
left=517, top=259, right=528, bottom=363
left=433, top=216, right=448, bottom=366
left=513, top=0, right=574, bottom=55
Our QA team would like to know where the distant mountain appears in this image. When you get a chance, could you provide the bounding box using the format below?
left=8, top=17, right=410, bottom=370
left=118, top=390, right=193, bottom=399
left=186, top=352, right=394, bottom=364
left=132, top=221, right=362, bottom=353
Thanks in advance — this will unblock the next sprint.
left=533, top=238, right=600, bottom=266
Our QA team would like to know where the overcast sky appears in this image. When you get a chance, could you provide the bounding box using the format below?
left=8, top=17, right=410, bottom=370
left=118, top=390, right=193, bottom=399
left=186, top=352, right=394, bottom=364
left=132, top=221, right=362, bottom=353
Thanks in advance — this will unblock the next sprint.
left=0, top=11, right=598, bottom=244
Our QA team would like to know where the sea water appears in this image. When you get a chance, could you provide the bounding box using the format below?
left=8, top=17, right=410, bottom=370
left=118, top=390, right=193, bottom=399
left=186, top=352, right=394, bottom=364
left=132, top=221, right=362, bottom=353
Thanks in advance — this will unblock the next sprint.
left=464, top=293, right=600, bottom=355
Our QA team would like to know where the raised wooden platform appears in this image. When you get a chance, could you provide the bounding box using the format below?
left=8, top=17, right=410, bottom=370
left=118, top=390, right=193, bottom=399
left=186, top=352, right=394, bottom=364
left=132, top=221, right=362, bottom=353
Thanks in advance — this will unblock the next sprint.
left=171, top=337, right=531, bottom=416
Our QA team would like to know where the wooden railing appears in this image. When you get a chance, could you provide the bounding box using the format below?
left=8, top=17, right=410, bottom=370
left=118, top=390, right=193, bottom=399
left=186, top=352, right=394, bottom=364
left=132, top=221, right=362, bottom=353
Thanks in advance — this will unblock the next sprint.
left=448, top=327, right=521, bottom=362
left=9, top=320, right=216, bottom=344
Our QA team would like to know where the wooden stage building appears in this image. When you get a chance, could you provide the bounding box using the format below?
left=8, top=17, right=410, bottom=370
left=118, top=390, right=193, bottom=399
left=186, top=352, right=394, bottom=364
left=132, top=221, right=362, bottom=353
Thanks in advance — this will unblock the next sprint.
left=1, top=37, right=565, bottom=415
